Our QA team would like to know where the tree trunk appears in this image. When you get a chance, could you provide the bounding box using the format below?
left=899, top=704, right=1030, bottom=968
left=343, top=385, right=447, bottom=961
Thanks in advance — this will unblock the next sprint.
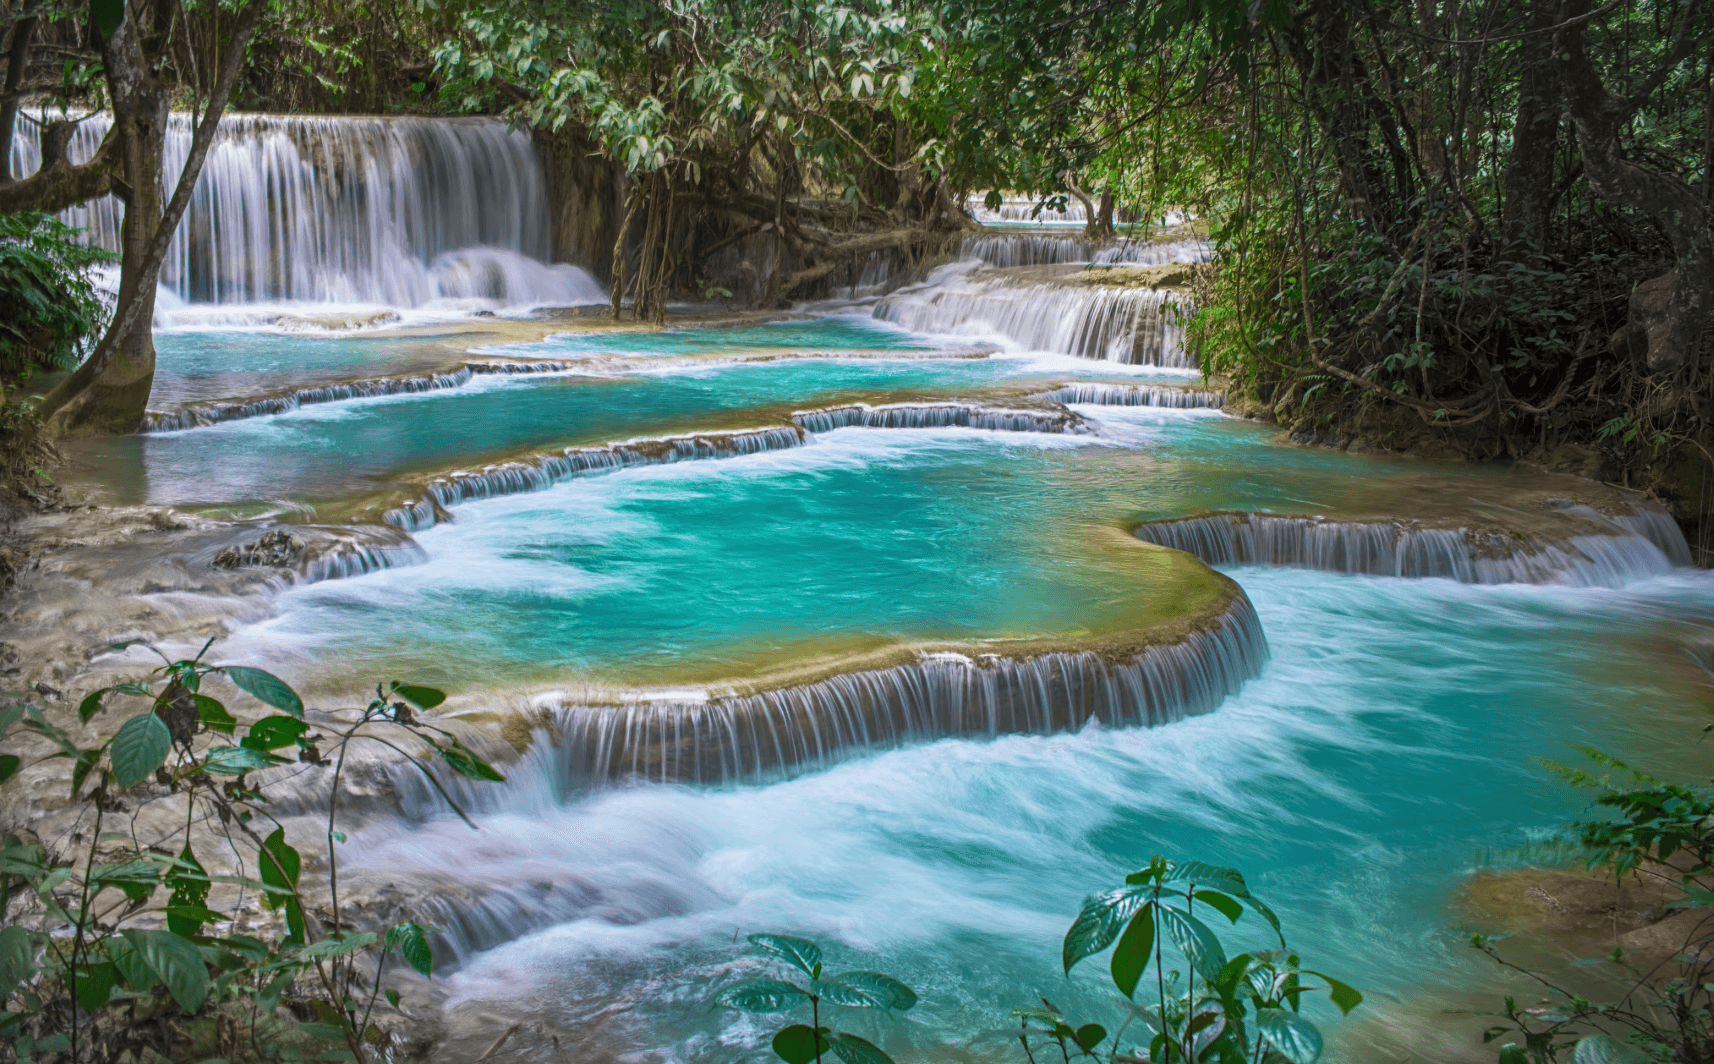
left=1554, top=0, right=1712, bottom=373
left=0, top=12, right=38, bottom=182
left=1499, top=1, right=1562, bottom=251
left=36, top=0, right=261, bottom=436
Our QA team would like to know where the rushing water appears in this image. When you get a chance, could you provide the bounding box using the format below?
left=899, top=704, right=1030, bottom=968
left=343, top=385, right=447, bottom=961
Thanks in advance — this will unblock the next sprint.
left=42, top=134, right=1712, bottom=1060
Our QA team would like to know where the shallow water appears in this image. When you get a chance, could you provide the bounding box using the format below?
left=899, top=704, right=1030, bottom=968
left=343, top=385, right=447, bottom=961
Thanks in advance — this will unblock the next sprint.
left=81, top=303, right=1713, bottom=1063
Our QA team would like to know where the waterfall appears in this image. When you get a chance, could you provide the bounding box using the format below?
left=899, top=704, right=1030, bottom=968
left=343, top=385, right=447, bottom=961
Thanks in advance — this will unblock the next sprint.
left=1132, top=510, right=1690, bottom=586
left=874, top=269, right=1192, bottom=365
left=207, top=524, right=426, bottom=584
left=1043, top=383, right=1224, bottom=408
left=790, top=402, right=1088, bottom=434
left=961, top=233, right=1211, bottom=268
left=967, top=196, right=1088, bottom=224
left=144, top=367, right=478, bottom=431
left=8, top=113, right=603, bottom=308
left=382, top=400, right=1091, bottom=531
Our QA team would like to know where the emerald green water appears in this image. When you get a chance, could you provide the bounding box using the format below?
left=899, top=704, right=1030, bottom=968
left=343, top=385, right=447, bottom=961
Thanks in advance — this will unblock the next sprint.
left=110, top=315, right=1713, bottom=1063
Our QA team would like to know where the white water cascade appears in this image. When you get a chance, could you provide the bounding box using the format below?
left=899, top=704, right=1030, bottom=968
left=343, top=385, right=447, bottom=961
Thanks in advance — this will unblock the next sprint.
left=961, top=232, right=1212, bottom=267
left=874, top=264, right=1192, bottom=365
left=7, top=113, right=603, bottom=309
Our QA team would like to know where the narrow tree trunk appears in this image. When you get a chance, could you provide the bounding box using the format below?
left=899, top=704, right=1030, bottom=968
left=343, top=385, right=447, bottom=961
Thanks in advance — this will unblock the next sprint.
left=0, top=12, right=38, bottom=182
left=1499, top=1, right=1562, bottom=251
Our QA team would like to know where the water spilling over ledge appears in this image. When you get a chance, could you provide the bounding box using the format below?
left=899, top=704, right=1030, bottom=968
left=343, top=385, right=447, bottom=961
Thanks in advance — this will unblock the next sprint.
left=545, top=596, right=1265, bottom=786
left=142, top=367, right=479, bottom=432
left=961, top=232, right=1211, bottom=268
left=380, top=400, right=1092, bottom=531
left=11, top=113, right=601, bottom=308
left=1044, top=382, right=1225, bottom=408
left=1131, top=504, right=1692, bottom=586
left=874, top=265, right=1192, bottom=365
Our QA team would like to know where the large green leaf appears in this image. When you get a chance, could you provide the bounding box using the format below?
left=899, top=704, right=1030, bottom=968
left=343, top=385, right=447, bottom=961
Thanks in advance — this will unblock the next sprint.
left=241, top=715, right=308, bottom=751
left=0, top=754, right=17, bottom=785
left=201, top=745, right=285, bottom=775
left=1191, top=889, right=1244, bottom=924
left=1156, top=905, right=1228, bottom=984
left=829, top=1031, right=895, bottom=1064
left=111, top=712, right=171, bottom=789
left=713, top=978, right=809, bottom=1013
left=1073, top=1024, right=1107, bottom=1052
left=1303, top=970, right=1363, bottom=1015
left=105, top=936, right=157, bottom=991
left=439, top=741, right=505, bottom=782
left=193, top=695, right=236, bottom=735
left=77, top=687, right=108, bottom=724
left=259, top=828, right=305, bottom=943
left=1571, top=1035, right=1651, bottom=1064
left=74, top=962, right=116, bottom=1011
left=222, top=667, right=303, bottom=718
left=1063, top=886, right=1148, bottom=973
left=122, top=929, right=210, bottom=1013
left=1109, top=906, right=1155, bottom=999
left=831, top=971, right=916, bottom=1010
left=386, top=922, right=435, bottom=978
left=815, top=978, right=887, bottom=1009
left=1256, top=1007, right=1323, bottom=1064
left=0, top=926, right=36, bottom=1000
left=390, top=682, right=446, bottom=709
left=749, top=934, right=822, bottom=978
left=772, top=1024, right=831, bottom=1064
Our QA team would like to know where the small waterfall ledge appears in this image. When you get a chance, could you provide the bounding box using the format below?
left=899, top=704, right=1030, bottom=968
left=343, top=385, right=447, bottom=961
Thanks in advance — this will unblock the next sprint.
left=1044, top=382, right=1225, bottom=409
left=1131, top=504, right=1692, bottom=586
left=380, top=401, right=1091, bottom=531
left=143, top=368, right=478, bottom=432
left=209, top=524, right=428, bottom=584
left=873, top=264, right=1193, bottom=365
left=960, top=232, right=1212, bottom=268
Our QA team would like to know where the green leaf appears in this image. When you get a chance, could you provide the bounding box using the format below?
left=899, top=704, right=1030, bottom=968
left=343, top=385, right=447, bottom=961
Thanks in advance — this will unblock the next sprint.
left=749, top=934, right=822, bottom=978
left=1063, top=887, right=1148, bottom=973
left=194, top=695, right=236, bottom=735
left=122, top=929, right=210, bottom=1013
left=385, top=923, right=434, bottom=978
left=831, top=971, right=916, bottom=1011
left=1307, top=971, right=1363, bottom=1015
left=1497, top=1045, right=1529, bottom=1064
left=89, top=0, right=125, bottom=37
left=167, top=845, right=211, bottom=936
left=772, top=1024, right=832, bottom=1064
left=105, top=937, right=157, bottom=991
left=0, top=754, right=17, bottom=785
left=78, top=688, right=108, bottom=724
left=201, top=745, right=285, bottom=775
left=438, top=742, right=505, bottom=782
left=1192, top=890, right=1244, bottom=924
left=713, top=978, right=809, bottom=1013
left=815, top=978, right=888, bottom=1009
left=0, top=926, right=37, bottom=1000
left=259, top=828, right=305, bottom=944
left=74, top=961, right=116, bottom=1011
left=384, top=989, right=401, bottom=1009
left=222, top=667, right=303, bottom=718
left=296, top=931, right=376, bottom=958
left=1572, top=1035, right=1651, bottom=1064
left=828, top=1032, right=894, bottom=1064
left=1074, top=1024, right=1107, bottom=1052
left=1109, top=906, right=1155, bottom=999
left=389, top=682, right=446, bottom=710
left=242, top=715, right=309, bottom=751
left=1157, top=905, right=1228, bottom=984
left=1256, top=1007, right=1323, bottom=1064
left=111, top=712, right=172, bottom=789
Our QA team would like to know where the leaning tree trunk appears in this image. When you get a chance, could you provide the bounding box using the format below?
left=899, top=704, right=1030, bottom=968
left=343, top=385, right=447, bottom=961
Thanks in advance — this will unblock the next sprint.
left=35, top=0, right=260, bottom=437
left=1554, top=0, right=1712, bottom=374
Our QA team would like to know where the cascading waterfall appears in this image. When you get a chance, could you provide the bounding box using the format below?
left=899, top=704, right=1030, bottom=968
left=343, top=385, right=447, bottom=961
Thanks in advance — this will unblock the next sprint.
left=143, top=367, right=478, bottom=431
left=874, top=271, right=1192, bottom=365
left=1132, top=510, right=1690, bottom=586
left=8, top=113, right=603, bottom=308
left=967, top=197, right=1089, bottom=224
left=382, top=400, right=1090, bottom=530
left=1044, top=383, right=1224, bottom=408
left=791, top=402, right=1087, bottom=433
left=961, top=232, right=1211, bottom=268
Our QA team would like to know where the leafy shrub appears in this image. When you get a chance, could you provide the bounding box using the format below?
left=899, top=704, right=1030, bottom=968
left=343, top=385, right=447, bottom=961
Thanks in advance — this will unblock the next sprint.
left=0, top=212, right=112, bottom=385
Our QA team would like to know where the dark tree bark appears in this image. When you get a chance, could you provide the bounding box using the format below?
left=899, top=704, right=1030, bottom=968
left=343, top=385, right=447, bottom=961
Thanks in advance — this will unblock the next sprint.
left=0, top=11, right=38, bottom=182
left=1554, top=0, right=1712, bottom=373
left=35, top=0, right=263, bottom=436
left=1500, top=0, right=1563, bottom=251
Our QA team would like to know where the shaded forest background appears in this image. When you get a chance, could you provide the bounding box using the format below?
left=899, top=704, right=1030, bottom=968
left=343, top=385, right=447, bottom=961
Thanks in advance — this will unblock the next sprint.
left=0, top=0, right=1709, bottom=548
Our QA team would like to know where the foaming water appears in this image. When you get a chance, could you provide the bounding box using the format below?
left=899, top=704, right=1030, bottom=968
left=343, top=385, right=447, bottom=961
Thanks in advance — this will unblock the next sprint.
left=327, top=565, right=1714, bottom=1062
left=961, top=231, right=1211, bottom=267
left=11, top=113, right=601, bottom=309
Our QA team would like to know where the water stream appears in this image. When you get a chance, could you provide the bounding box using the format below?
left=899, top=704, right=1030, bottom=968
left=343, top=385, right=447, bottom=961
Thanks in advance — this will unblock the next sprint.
left=40, top=123, right=1714, bottom=1063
